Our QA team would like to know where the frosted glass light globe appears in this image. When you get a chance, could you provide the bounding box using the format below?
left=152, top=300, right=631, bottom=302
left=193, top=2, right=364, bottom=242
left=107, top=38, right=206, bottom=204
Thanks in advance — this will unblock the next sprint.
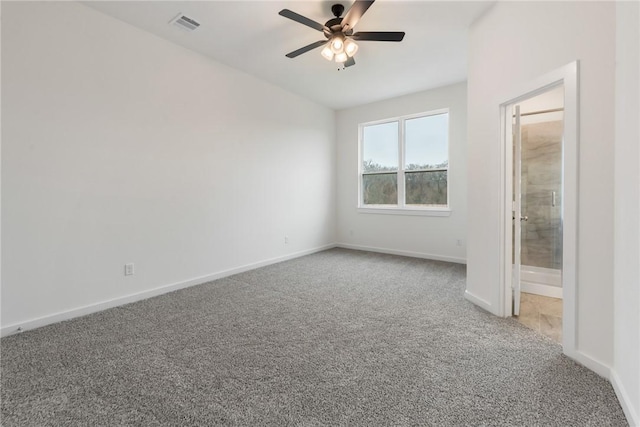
left=330, top=36, right=344, bottom=54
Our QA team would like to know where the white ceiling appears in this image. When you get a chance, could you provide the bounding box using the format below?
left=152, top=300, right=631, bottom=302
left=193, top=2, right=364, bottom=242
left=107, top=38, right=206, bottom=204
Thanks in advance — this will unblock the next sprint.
left=84, top=1, right=494, bottom=110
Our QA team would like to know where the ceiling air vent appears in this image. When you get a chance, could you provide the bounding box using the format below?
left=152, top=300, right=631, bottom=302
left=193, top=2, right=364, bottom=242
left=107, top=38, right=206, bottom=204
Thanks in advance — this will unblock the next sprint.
left=169, top=13, right=200, bottom=32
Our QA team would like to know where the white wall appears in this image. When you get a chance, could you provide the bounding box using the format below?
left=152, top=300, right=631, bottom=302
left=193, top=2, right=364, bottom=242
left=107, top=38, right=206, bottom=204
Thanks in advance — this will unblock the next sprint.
left=466, top=1, right=616, bottom=366
left=335, top=83, right=467, bottom=263
left=1, top=2, right=336, bottom=332
left=613, top=1, right=640, bottom=424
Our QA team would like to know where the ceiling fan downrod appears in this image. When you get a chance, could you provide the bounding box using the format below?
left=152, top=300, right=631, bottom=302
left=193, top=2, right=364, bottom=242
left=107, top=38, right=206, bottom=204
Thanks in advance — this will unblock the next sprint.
left=325, top=4, right=346, bottom=32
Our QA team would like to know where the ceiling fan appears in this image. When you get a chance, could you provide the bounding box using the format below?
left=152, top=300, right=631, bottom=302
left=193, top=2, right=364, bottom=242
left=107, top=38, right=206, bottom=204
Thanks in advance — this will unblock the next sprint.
left=278, top=0, right=405, bottom=68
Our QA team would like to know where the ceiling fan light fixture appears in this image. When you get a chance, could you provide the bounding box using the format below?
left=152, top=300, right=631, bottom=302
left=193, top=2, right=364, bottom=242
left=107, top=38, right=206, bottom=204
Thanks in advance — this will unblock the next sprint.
left=279, top=2, right=406, bottom=68
left=330, top=35, right=345, bottom=54
left=321, top=44, right=334, bottom=61
left=334, top=51, right=348, bottom=63
left=344, top=38, right=359, bottom=57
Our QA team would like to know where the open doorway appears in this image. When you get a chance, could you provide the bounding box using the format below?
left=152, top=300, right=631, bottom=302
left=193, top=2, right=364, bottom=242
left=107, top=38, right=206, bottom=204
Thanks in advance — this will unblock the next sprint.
left=500, top=62, right=579, bottom=355
left=509, top=86, right=564, bottom=343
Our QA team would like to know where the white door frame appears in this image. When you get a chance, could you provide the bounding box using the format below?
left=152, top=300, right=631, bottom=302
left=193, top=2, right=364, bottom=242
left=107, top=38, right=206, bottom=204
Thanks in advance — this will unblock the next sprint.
left=498, top=61, right=579, bottom=356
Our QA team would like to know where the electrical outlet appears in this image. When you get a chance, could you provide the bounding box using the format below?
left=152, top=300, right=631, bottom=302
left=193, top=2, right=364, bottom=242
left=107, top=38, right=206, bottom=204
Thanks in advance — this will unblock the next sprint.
left=124, top=263, right=135, bottom=276
left=349, top=229, right=354, bottom=237
left=284, top=236, right=289, bottom=244
left=456, top=239, right=463, bottom=247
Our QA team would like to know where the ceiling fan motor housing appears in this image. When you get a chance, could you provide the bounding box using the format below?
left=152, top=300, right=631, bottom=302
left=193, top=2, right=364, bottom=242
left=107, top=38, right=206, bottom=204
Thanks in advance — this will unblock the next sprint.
left=325, top=18, right=343, bottom=35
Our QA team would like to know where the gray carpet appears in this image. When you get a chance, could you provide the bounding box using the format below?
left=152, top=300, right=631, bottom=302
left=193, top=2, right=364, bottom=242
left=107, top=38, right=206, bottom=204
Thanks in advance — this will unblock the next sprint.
left=1, top=248, right=627, bottom=426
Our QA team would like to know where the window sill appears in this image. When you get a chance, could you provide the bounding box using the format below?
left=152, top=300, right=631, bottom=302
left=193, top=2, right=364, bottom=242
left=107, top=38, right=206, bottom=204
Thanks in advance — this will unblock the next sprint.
left=357, top=207, right=451, bottom=217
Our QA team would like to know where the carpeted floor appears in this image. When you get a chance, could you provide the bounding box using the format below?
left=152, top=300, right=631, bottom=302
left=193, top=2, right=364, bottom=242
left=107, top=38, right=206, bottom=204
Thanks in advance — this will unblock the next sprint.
left=1, top=248, right=628, bottom=426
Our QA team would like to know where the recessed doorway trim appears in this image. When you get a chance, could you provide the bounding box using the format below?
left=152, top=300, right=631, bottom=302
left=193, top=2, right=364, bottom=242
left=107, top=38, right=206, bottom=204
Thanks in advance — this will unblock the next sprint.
left=498, top=61, right=579, bottom=358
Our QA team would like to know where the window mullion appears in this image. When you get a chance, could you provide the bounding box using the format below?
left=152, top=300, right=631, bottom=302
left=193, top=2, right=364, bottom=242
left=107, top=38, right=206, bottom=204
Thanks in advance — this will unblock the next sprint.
left=398, top=118, right=405, bottom=208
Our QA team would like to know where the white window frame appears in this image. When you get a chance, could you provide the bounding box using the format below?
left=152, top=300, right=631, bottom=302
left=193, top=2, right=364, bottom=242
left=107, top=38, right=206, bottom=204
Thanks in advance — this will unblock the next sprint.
left=357, top=108, right=451, bottom=216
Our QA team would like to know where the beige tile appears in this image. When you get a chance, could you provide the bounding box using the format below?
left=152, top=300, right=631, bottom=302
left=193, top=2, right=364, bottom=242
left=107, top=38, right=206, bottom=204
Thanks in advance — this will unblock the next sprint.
left=520, top=292, right=543, bottom=313
left=540, top=313, right=562, bottom=330
left=523, top=293, right=562, bottom=314
left=540, top=314, right=563, bottom=343
left=539, top=298, right=562, bottom=318
left=517, top=312, right=539, bottom=331
left=519, top=295, right=537, bottom=311
left=516, top=293, right=562, bottom=344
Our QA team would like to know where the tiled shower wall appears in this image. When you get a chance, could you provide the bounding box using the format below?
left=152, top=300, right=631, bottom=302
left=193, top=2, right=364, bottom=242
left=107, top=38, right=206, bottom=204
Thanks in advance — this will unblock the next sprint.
left=520, top=120, right=563, bottom=270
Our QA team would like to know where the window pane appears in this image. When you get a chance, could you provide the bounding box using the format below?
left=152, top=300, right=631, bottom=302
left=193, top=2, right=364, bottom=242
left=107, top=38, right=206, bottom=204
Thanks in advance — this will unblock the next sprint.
left=405, top=171, right=447, bottom=205
left=363, top=122, right=398, bottom=172
left=405, top=114, right=448, bottom=170
left=363, top=173, right=397, bottom=205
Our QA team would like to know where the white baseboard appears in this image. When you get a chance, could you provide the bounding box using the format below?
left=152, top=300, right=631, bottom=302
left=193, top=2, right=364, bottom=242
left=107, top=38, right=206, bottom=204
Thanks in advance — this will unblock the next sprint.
left=336, top=243, right=466, bottom=265
left=464, top=290, right=496, bottom=314
left=563, top=348, right=611, bottom=379
left=0, top=244, right=336, bottom=337
left=564, top=351, right=640, bottom=427
left=3, top=242, right=635, bottom=426
left=521, top=281, right=563, bottom=299
left=610, top=369, right=640, bottom=427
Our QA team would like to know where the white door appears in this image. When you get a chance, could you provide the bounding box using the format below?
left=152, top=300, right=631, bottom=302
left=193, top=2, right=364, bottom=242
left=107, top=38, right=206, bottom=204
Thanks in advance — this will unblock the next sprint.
left=512, top=105, right=523, bottom=316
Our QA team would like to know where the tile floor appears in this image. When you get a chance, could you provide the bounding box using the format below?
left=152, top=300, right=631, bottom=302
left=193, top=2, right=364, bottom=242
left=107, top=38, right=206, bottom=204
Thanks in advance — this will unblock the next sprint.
left=516, top=292, right=563, bottom=343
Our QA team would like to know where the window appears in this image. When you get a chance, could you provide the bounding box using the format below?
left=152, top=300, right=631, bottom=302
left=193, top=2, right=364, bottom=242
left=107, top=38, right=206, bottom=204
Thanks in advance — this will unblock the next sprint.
left=359, top=110, right=449, bottom=214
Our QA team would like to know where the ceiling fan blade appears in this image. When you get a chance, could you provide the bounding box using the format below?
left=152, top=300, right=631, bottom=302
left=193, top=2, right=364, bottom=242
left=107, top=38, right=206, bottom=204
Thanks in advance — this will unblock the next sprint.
left=341, top=0, right=375, bottom=31
left=279, top=9, right=329, bottom=33
left=352, top=31, right=405, bottom=42
left=285, top=40, right=328, bottom=58
left=344, top=57, right=356, bottom=68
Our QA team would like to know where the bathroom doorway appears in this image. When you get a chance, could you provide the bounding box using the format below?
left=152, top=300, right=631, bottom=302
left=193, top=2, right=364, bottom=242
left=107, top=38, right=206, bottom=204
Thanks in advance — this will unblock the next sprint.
left=510, top=86, right=564, bottom=343
left=500, top=61, right=578, bottom=355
